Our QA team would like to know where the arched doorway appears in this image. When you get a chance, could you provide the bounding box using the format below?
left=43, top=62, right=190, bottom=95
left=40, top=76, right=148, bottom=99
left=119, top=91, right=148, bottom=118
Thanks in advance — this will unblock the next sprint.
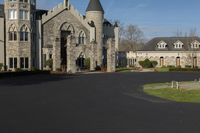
left=176, top=57, right=180, bottom=67
left=60, top=23, right=75, bottom=71
left=193, top=57, right=197, bottom=68
left=160, top=57, right=164, bottom=67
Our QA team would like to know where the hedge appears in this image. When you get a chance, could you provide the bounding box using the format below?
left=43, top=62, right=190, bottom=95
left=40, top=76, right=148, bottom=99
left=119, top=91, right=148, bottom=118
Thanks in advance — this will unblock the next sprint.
left=169, top=68, right=200, bottom=72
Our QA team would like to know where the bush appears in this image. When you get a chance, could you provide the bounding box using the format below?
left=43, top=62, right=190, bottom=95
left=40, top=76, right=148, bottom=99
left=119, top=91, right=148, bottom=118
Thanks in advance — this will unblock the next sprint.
left=0, top=63, right=3, bottom=71
left=56, top=68, right=62, bottom=72
left=31, top=67, right=40, bottom=72
left=185, top=65, right=192, bottom=68
left=139, top=59, right=157, bottom=68
left=95, top=66, right=101, bottom=71
left=15, top=68, right=23, bottom=72
left=84, top=58, right=90, bottom=70
left=45, top=59, right=53, bottom=70
left=167, top=65, right=175, bottom=68
left=169, top=68, right=200, bottom=72
left=151, top=61, right=158, bottom=68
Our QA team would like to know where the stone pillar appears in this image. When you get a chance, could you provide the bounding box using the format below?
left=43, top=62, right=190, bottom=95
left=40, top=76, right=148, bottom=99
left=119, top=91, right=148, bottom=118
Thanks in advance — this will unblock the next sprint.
left=67, top=35, right=76, bottom=73
left=90, top=41, right=97, bottom=71
left=53, top=37, right=61, bottom=71
left=107, top=38, right=116, bottom=72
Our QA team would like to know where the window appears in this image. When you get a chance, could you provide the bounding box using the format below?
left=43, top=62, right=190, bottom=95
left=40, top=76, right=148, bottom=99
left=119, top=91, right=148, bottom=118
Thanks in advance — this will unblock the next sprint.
left=19, top=0, right=29, bottom=3
left=49, top=54, right=52, bottom=59
left=191, top=40, right=200, bottom=49
left=9, top=0, right=17, bottom=2
left=78, top=31, right=86, bottom=45
left=8, top=24, right=17, bottom=41
left=174, top=40, right=183, bottom=49
left=157, top=41, right=167, bottom=49
left=20, top=57, right=29, bottom=69
left=19, top=10, right=29, bottom=20
left=20, top=25, right=29, bottom=41
left=9, top=57, right=17, bottom=69
left=8, top=9, right=17, bottom=20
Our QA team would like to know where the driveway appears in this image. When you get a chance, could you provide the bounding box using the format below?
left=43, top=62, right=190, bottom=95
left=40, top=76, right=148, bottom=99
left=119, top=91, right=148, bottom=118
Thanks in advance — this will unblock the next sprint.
left=0, top=72, right=200, bottom=133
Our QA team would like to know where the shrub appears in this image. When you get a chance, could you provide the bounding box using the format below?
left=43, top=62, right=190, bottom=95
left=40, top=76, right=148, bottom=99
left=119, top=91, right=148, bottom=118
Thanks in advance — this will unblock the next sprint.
left=4, top=65, right=7, bottom=71
left=167, top=65, right=175, bottom=68
left=0, top=63, right=3, bottom=71
left=31, top=67, right=40, bottom=72
left=95, top=66, right=101, bottom=71
left=56, top=68, right=62, bottom=72
left=151, top=61, right=158, bottom=68
left=45, top=59, right=53, bottom=70
left=84, top=58, right=90, bottom=70
left=15, top=68, right=23, bottom=72
left=139, top=59, right=157, bottom=68
left=169, top=68, right=200, bottom=72
left=185, top=65, right=192, bottom=68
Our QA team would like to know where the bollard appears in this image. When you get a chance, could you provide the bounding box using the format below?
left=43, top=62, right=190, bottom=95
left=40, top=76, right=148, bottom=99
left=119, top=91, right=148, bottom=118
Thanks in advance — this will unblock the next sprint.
left=171, top=81, right=174, bottom=88
left=176, top=82, right=179, bottom=90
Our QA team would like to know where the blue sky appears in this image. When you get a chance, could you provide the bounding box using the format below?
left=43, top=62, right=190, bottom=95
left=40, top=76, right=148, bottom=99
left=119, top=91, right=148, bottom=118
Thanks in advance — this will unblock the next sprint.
left=1, top=0, right=200, bottom=39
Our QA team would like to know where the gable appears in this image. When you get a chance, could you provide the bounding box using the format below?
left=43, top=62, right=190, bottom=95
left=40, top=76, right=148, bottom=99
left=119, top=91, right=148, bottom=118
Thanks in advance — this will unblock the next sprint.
left=42, top=10, right=90, bottom=47
left=157, top=40, right=167, bottom=49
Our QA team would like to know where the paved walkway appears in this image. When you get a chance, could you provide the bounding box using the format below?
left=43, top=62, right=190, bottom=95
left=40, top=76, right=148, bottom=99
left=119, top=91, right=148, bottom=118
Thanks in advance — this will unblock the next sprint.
left=0, top=72, right=200, bottom=133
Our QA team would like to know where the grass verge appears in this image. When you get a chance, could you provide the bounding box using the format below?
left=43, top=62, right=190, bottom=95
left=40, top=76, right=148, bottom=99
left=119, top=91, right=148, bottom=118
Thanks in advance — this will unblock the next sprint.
left=144, top=86, right=200, bottom=103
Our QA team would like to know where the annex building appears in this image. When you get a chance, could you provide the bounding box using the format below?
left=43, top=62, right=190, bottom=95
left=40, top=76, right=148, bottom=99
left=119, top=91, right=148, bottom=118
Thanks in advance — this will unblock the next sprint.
left=126, top=37, right=200, bottom=68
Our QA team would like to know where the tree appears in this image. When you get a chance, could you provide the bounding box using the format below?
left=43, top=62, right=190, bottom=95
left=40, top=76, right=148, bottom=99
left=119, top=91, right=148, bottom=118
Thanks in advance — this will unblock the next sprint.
left=120, top=24, right=145, bottom=51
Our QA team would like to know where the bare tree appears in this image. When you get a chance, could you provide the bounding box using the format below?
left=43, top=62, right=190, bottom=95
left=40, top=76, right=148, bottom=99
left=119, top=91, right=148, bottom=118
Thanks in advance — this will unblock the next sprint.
left=120, top=24, right=145, bottom=51
left=189, top=28, right=197, bottom=37
left=174, top=29, right=183, bottom=37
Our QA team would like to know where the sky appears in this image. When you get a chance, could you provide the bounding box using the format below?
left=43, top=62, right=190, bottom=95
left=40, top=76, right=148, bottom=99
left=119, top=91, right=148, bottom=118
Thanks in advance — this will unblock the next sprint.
left=1, top=0, right=200, bottom=39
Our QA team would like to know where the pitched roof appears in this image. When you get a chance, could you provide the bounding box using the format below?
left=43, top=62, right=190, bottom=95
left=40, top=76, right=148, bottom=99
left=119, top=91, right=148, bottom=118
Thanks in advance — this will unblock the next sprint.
left=0, top=4, right=4, bottom=18
left=142, top=37, right=200, bottom=51
left=86, top=0, right=104, bottom=13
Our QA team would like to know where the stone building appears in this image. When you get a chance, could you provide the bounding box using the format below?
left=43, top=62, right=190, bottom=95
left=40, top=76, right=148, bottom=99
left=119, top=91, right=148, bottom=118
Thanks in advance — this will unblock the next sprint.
left=126, top=37, right=200, bottom=68
left=0, top=0, right=119, bottom=72
left=0, top=4, right=4, bottom=70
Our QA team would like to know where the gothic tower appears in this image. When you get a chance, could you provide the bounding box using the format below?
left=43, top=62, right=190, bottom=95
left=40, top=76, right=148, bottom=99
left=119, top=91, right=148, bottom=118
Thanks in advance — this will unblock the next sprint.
left=4, top=0, right=36, bottom=70
left=86, top=0, right=104, bottom=66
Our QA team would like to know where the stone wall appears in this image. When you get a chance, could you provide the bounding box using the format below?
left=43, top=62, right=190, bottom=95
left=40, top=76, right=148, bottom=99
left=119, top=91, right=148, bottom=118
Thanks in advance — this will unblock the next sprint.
left=0, top=17, right=4, bottom=65
left=107, top=38, right=116, bottom=72
left=127, top=51, right=200, bottom=68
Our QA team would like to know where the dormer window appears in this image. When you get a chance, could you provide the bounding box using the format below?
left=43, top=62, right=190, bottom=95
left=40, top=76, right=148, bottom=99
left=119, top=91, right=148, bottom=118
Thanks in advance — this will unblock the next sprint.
left=191, top=40, right=200, bottom=49
left=157, top=41, right=167, bottom=49
left=174, top=40, right=183, bottom=49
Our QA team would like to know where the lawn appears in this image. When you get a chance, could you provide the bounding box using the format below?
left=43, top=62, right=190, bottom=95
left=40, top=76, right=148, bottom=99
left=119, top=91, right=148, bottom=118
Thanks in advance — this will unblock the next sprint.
left=144, top=87, right=200, bottom=103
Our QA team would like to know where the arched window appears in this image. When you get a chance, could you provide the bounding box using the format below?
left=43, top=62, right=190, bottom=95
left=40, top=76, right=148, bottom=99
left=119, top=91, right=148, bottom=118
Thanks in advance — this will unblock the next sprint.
left=78, top=31, right=86, bottom=45
left=8, top=24, right=17, bottom=41
left=20, top=25, right=29, bottom=41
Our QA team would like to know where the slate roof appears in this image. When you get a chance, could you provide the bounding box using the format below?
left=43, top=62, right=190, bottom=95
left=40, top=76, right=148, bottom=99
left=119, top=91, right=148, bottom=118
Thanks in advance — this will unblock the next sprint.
left=0, top=4, right=4, bottom=18
left=141, top=37, right=200, bottom=51
left=86, top=0, right=104, bottom=13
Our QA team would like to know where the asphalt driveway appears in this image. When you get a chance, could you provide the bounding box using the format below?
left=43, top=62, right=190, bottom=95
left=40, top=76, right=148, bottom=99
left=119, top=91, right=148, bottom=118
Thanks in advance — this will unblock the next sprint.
left=0, top=72, right=200, bottom=133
